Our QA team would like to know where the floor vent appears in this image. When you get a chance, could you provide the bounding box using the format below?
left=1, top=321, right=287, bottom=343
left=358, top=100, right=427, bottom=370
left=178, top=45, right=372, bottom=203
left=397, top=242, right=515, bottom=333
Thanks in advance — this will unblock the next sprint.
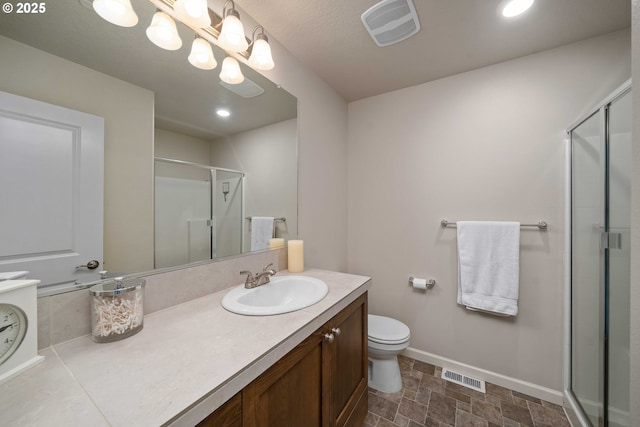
left=441, top=368, right=486, bottom=393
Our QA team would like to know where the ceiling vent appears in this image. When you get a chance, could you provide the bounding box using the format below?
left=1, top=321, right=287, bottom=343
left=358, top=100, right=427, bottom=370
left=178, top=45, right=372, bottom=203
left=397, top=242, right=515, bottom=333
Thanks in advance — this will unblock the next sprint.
left=219, top=77, right=265, bottom=98
left=361, top=0, right=420, bottom=47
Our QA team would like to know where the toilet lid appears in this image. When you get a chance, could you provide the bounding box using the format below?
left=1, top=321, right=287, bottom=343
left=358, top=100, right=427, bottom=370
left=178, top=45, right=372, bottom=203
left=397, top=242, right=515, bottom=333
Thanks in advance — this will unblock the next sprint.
left=368, top=314, right=410, bottom=344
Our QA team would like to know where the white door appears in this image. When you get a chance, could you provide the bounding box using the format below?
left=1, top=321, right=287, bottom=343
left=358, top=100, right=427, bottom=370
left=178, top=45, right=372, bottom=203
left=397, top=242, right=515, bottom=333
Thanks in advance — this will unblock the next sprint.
left=0, top=91, right=104, bottom=288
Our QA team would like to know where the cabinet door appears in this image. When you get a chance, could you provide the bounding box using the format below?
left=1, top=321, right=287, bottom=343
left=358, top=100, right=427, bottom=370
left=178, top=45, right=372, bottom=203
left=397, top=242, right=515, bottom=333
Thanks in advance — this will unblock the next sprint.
left=243, top=331, right=325, bottom=427
left=326, top=293, right=368, bottom=427
left=197, top=393, right=242, bottom=427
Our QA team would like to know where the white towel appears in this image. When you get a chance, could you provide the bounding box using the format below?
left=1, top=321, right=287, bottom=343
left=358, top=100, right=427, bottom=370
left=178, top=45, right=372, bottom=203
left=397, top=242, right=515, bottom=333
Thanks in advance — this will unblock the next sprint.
left=250, top=217, right=274, bottom=251
left=456, top=221, right=520, bottom=316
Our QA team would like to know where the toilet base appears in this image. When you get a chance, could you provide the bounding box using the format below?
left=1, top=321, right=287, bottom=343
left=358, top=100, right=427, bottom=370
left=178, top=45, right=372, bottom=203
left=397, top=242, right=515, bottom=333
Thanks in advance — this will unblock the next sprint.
left=368, top=354, right=403, bottom=393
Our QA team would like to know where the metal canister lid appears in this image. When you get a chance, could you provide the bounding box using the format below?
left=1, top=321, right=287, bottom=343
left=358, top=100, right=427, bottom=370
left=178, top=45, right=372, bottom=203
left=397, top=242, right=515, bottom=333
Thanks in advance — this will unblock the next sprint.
left=89, top=277, right=145, bottom=296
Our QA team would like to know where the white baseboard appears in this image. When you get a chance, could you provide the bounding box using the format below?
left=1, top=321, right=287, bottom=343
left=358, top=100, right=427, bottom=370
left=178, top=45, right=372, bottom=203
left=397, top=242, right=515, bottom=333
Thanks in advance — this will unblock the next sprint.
left=402, top=347, right=564, bottom=405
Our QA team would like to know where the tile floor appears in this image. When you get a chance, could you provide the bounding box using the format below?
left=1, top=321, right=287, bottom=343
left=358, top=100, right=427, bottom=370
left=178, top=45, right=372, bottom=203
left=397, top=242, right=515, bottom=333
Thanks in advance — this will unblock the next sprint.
left=365, top=355, right=571, bottom=427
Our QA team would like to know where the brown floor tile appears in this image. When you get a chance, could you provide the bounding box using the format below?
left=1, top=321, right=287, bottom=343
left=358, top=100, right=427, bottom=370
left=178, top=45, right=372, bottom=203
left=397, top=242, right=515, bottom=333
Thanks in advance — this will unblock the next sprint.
left=394, top=413, right=411, bottom=426
left=366, top=357, right=570, bottom=427
left=413, top=360, right=436, bottom=376
left=485, top=382, right=514, bottom=402
left=377, top=417, right=399, bottom=427
left=501, top=401, right=534, bottom=426
left=398, top=397, right=428, bottom=424
left=369, top=391, right=400, bottom=422
left=528, top=401, right=571, bottom=427
left=445, top=388, right=471, bottom=404
left=471, top=398, right=502, bottom=425
left=415, top=385, right=431, bottom=405
left=513, top=391, right=542, bottom=405
left=364, top=411, right=379, bottom=426
left=455, top=409, right=488, bottom=427
left=427, top=392, right=457, bottom=425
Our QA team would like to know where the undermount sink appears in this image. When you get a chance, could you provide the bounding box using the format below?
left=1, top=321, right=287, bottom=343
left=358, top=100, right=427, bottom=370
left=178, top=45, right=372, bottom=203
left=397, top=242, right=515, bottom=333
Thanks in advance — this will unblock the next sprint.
left=221, top=275, right=329, bottom=316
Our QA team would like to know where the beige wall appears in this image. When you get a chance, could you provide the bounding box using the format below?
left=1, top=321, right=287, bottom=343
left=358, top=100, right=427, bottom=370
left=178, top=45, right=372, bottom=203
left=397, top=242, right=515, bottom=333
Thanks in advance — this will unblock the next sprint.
left=249, top=31, right=349, bottom=272
left=0, top=35, right=155, bottom=275
left=630, top=0, right=640, bottom=423
left=348, top=29, right=631, bottom=391
left=155, top=128, right=211, bottom=163
left=211, top=119, right=298, bottom=246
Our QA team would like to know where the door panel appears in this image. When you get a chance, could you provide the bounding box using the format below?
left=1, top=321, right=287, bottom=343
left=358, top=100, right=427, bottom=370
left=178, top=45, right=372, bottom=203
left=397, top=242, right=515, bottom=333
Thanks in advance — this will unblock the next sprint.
left=606, top=91, right=631, bottom=427
left=0, top=91, right=103, bottom=287
left=571, top=109, right=605, bottom=426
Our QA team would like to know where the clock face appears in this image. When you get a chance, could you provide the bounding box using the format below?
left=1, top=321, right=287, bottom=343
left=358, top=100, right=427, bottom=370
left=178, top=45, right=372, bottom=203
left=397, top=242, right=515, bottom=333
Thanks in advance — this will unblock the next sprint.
left=0, top=303, right=27, bottom=366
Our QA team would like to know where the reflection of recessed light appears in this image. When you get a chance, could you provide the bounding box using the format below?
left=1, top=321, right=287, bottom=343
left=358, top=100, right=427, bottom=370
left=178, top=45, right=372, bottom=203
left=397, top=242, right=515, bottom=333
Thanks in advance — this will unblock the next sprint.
left=216, top=109, right=231, bottom=117
left=500, top=0, right=534, bottom=17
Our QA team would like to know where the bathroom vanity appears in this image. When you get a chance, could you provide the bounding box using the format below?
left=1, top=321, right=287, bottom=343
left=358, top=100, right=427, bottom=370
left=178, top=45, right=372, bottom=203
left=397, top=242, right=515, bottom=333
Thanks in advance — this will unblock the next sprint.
left=201, top=292, right=367, bottom=427
left=0, top=269, right=370, bottom=427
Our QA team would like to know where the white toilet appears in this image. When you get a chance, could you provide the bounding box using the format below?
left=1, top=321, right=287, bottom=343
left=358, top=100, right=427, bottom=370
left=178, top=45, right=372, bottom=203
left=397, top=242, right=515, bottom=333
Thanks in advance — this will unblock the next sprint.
left=368, top=314, right=411, bottom=393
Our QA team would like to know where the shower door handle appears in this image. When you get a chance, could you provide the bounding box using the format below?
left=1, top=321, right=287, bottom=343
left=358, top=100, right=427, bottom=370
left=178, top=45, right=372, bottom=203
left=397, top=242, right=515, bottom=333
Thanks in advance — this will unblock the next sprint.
left=600, top=232, right=622, bottom=250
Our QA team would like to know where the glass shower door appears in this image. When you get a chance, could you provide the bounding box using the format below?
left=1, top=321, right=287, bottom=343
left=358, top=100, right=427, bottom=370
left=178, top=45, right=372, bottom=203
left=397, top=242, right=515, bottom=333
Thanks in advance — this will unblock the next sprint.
left=606, top=91, right=631, bottom=427
left=570, top=87, right=631, bottom=427
left=571, top=110, right=605, bottom=426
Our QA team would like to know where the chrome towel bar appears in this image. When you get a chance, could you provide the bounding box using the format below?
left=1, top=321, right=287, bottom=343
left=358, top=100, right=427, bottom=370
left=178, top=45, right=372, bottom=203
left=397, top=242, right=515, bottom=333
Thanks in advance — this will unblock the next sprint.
left=440, top=219, right=548, bottom=230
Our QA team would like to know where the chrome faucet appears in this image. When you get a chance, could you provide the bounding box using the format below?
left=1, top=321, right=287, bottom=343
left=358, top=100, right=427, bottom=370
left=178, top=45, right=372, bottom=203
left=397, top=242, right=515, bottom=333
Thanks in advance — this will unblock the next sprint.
left=240, top=263, right=277, bottom=289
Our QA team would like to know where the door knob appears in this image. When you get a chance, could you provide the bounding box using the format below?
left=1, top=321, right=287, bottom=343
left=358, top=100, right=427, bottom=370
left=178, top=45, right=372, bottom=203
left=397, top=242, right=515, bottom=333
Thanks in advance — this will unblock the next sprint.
left=76, top=259, right=100, bottom=270
left=331, top=327, right=341, bottom=336
left=323, top=332, right=335, bottom=343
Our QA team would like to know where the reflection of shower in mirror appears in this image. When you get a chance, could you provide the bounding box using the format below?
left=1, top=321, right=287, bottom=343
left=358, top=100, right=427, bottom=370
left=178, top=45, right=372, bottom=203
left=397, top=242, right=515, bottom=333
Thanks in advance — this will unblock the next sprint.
left=223, top=182, right=230, bottom=201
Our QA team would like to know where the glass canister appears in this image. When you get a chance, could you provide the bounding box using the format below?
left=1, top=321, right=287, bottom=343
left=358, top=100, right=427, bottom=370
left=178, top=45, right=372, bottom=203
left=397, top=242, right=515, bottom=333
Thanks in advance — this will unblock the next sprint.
left=89, top=277, right=145, bottom=343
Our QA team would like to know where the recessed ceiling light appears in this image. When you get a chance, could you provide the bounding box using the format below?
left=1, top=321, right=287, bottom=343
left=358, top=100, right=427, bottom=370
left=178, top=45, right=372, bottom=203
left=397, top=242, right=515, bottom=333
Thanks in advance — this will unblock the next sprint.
left=500, top=0, right=534, bottom=18
left=216, top=109, right=231, bottom=117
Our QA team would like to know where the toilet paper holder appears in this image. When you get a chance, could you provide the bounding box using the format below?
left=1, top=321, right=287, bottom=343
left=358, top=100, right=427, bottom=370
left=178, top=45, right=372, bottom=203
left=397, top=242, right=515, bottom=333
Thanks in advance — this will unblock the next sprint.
left=408, top=276, right=436, bottom=289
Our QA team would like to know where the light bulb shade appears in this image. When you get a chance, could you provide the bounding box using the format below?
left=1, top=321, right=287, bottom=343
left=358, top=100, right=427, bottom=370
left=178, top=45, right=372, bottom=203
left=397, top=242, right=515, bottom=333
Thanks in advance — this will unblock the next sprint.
left=218, top=12, right=249, bottom=52
left=173, top=0, right=211, bottom=28
left=501, top=0, right=534, bottom=17
left=146, top=11, right=182, bottom=50
left=93, top=0, right=138, bottom=27
left=248, top=36, right=274, bottom=70
left=188, top=38, right=217, bottom=70
left=219, top=57, right=245, bottom=84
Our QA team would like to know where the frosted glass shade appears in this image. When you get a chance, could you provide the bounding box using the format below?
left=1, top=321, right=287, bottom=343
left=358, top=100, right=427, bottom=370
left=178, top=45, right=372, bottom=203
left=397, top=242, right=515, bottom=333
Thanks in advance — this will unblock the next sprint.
left=93, top=0, right=138, bottom=27
left=146, top=11, right=182, bottom=51
left=173, top=0, right=211, bottom=28
left=248, top=37, right=274, bottom=70
left=218, top=13, right=249, bottom=52
left=219, top=57, right=244, bottom=84
left=188, top=38, right=217, bottom=70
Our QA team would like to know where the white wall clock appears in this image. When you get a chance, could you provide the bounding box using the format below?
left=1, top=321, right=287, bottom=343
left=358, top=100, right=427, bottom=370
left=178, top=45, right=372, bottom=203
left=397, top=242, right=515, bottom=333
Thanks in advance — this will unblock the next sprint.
left=0, top=280, right=44, bottom=384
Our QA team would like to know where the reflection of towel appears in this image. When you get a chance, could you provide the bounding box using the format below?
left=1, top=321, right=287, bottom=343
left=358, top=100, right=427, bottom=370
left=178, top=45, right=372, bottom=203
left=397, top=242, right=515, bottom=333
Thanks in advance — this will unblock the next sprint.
left=251, top=217, right=274, bottom=251
left=457, top=221, right=520, bottom=316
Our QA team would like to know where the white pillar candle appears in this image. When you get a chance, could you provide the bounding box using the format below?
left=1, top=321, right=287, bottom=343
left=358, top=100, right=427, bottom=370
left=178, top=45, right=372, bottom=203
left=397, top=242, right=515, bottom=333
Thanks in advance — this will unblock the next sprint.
left=287, top=240, right=304, bottom=273
left=269, top=238, right=285, bottom=249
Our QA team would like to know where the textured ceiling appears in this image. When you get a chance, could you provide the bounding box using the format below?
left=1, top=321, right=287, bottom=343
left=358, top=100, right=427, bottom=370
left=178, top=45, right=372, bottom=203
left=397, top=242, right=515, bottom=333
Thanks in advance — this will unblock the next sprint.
left=235, top=0, right=631, bottom=102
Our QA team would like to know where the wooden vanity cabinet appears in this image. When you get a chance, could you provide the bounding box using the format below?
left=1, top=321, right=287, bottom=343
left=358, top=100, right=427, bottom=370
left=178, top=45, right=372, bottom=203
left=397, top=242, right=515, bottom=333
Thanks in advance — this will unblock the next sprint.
left=243, top=292, right=368, bottom=427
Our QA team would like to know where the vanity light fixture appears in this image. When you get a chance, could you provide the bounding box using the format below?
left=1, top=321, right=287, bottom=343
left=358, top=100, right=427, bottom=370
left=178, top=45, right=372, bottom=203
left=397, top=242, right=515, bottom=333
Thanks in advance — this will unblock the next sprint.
left=172, top=0, right=211, bottom=28
left=92, top=0, right=138, bottom=27
left=248, top=26, right=274, bottom=71
left=217, top=1, right=249, bottom=53
left=188, top=37, right=217, bottom=70
left=91, top=0, right=275, bottom=83
left=500, top=0, right=534, bottom=17
left=146, top=10, right=183, bottom=50
left=219, top=56, right=245, bottom=84
left=216, top=108, right=231, bottom=117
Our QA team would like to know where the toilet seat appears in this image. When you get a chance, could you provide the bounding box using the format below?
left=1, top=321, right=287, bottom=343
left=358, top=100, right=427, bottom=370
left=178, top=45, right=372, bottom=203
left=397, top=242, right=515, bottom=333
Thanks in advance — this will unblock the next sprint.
left=368, top=315, right=410, bottom=345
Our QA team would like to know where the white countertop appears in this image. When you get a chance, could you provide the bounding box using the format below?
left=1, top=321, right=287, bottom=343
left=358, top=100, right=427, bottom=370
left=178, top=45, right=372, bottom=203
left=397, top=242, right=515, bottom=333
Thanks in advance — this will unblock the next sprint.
left=1, top=269, right=370, bottom=427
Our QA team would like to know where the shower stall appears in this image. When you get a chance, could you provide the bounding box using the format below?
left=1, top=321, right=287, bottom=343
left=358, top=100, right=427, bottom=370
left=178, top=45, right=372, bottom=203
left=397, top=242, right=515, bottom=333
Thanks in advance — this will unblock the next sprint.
left=154, top=158, right=244, bottom=269
left=567, top=80, right=631, bottom=427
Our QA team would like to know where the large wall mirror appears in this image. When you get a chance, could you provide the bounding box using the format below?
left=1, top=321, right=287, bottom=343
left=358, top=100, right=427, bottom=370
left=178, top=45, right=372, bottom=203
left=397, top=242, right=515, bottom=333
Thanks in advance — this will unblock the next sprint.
left=0, top=1, right=297, bottom=292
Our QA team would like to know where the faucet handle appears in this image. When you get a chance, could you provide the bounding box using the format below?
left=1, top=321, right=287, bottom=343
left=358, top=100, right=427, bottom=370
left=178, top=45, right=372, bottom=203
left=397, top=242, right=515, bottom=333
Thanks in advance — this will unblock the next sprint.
left=262, top=263, right=274, bottom=272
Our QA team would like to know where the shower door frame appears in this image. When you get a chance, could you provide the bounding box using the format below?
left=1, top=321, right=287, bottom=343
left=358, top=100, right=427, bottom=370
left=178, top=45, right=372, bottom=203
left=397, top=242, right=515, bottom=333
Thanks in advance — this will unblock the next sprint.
left=564, top=79, right=631, bottom=427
